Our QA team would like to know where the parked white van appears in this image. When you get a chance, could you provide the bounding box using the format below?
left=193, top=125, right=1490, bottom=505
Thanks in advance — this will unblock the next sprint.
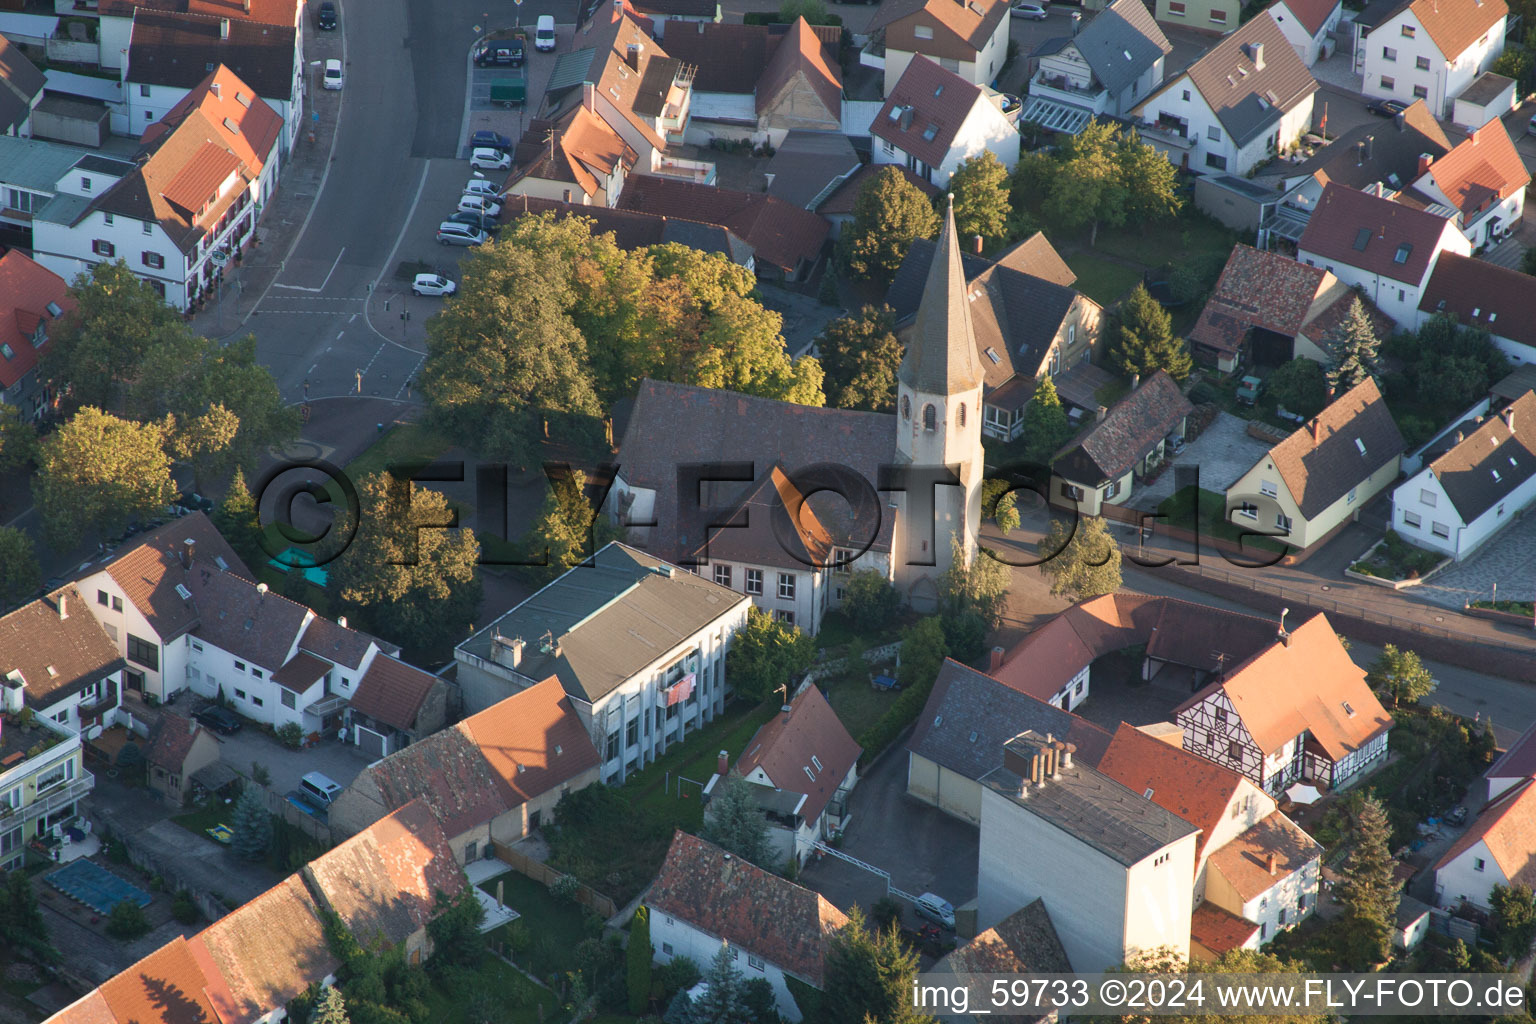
left=914, top=893, right=955, bottom=930
left=300, top=771, right=343, bottom=807
left=535, top=15, right=556, bottom=51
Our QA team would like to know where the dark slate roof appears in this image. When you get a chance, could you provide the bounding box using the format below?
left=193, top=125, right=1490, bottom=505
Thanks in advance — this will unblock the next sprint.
left=147, top=712, right=208, bottom=772
left=1162, top=12, right=1317, bottom=149
left=899, top=198, right=986, bottom=396
left=1426, top=391, right=1536, bottom=523
left=764, top=131, right=860, bottom=210
left=1254, top=376, right=1405, bottom=519
left=682, top=465, right=836, bottom=568
left=1460, top=71, right=1516, bottom=106
left=127, top=11, right=297, bottom=100
left=1053, top=370, right=1193, bottom=486
left=1352, top=0, right=1409, bottom=29
left=0, top=37, right=45, bottom=134
left=632, top=0, right=719, bottom=16
left=1073, top=0, right=1171, bottom=98
left=908, top=659, right=1112, bottom=782
left=1288, top=99, right=1452, bottom=192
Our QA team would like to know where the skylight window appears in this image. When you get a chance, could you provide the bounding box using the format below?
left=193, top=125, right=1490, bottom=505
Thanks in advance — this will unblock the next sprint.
left=985, top=347, right=1000, bottom=364
left=934, top=714, right=943, bottom=726
left=1143, top=788, right=1155, bottom=799
left=1393, top=243, right=1412, bottom=263
left=1355, top=438, right=1367, bottom=455
left=45, top=301, right=61, bottom=317
left=0, top=344, right=11, bottom=360
left=922, top=124, right=939, bottom=141
left=1353, top=228, right=1371, bottom=251
left=236, top=91, right=251, bottom=107
left=969, top=731, right=978, bottom=742
left=887, top=106, right=901, bottom=121
left=1492, top=469, right=1502, bottom=482
left=934, top=84, right=944, bottom=96
left=176, top=584, right=192, bottom=600
left=224, top=117, right=240, bottom=135
left=1343, top=701, right=1356, bottom=717
left=1123, top=49, right=1132, bottom=60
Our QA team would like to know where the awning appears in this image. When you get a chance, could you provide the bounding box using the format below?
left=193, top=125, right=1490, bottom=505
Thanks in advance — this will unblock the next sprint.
left=1020, top=97, right=1093, bottom=135
left=1286, top=782, right=1323, bottom=805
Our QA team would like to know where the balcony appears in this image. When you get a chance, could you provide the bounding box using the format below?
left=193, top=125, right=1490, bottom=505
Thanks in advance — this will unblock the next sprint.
left=13, top=772, right=94, bottom=823
left=859, top=36, right=885, bottom=71
left=1030, top=71, right=1103, bottom=104
left=654, top=156, right=716, bottom=186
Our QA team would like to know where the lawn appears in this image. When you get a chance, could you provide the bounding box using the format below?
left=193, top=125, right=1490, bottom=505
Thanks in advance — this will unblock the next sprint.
left=172, top=798, right=239, bottom=841
left=1064, top=253, right=1142, bottom=306
left=423, top=950, right=562, bottom=1024
left=622, top=700, right=781, bottom=825
left=1092, top=211, right=1237, bottom=271
left=820, top=676, right=900, bottom=747
left=480, top=873, right=597, bottom=981
left=344, top=422, right=454, bottom=484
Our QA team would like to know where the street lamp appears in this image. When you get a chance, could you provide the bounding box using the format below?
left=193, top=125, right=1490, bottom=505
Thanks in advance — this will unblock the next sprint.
left=514, top=0, right=523, bottom=26
left=308, top=59, right=323, bottom=96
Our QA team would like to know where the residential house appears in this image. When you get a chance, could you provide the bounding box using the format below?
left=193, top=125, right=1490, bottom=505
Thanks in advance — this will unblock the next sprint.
left=0, top=135, right=119, bottom=239
left=1451, top=71, right=1518, bottom=131
left=616, top=175, right=829, bottom=280
left=86, top=939, right=234, bottom=1024
left=502, top=195, right=755, bottom=268
left=908, top=658, right=1113, bottom=825
left=1266, top=0, right=1342, bottom=65
left=506, top=104, right=639, bottom=207
left=751, top=18, right=843, bottom=146
left=1296, top=183, right=1470, bottom=327
left=345, top=655, right=452, bottom=757
left=1189, top=244, right=1392, bottom=373
left=1353, top=0, right=1507, bottom=117
left=885, top=230, right=1097, bottom=440
left=1132, top=14, right=1318, bottom=177
left=328, top=676, right=601, bottom=863
left=930, top=900, right=1072, bottom=1022
left=866, top=0, right=1011, bottom=95
left=1024, top=0, right=1172, bottom=135
left=1434, top=777, right=1536, bottom=911
left=1190, top=903, right=1262, bottom=960
left=1153, top=0, right=1240, bottom=35
left=871, top=56, right=1019, bottom=186
left=0, top=585, right=124, bottom=737
left=1050, top=370, right=1193, bottom=516
left=303, top=799, right=469, bottom=962
left=33, top=65, right=284, bottom=310
left=0, top=251, right=71, bottom=419
left=0, top=701, right=90, bottom=868
left=145, top=711, right=219, bottom=806
left=123, top=7, right=302, bottom=153
left=1203, top=811, right=1322, bottom=944
left=1259, top=101, right=1453, bottom=249
left=629, top=0, right=721, bottom=30
left=646, top=830, right=850, bottom=1021
left=762, top=131, right=862, bottom=211
left=96, top=0, right=302, bottom=75
left=454, top=542, right=750, bottom=784
left=1484, top=719, right=1536, bottom=803
left=1400, top=118, right=1528, bottom=249
left=1173, top=611, right=1394, bottom=796
left=1394, top=896, right=1433, bottom=951
left=0, top=37, right=44, bottom=137
left=814, top=162, right=938, bottom=239
left=1391, top=391, right=1536, bottom=560
left=978, top=732, right=1200, bottom=970
left=731, top=686, right=860, bottom=866
left=1224, top=378, right=1406, bottom=550
left=191, top=873, right=339, bottom=1024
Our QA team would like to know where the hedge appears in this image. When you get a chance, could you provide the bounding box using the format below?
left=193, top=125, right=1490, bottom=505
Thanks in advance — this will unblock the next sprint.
left=856, top=675, right=935, bottom=769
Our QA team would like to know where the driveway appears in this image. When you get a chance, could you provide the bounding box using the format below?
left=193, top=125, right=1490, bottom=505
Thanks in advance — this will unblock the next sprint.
left=1131, top=411, right=1269, bottom=511
left=209, top=725, right=374, bottom=796
left=797, top=740, right=979, bottom=930
left=1409, top=511, right=1536, bottom=612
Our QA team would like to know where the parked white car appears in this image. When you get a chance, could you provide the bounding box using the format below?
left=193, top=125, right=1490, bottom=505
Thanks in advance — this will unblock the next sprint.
left=1010, top=1, right=1047, bottom=17
left=323, top=59, right=344, bottom=89
left=456, top=195, right=502, bottom=219
left=463, top=179, right=500, bottom=198
left=469, top=147, right=512, bottom=170
left=412, top=274, right=457, bottom=297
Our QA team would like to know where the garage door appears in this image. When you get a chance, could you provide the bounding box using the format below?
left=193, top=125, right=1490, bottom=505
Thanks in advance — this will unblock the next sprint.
left=357, top=726, right=387, bottom=759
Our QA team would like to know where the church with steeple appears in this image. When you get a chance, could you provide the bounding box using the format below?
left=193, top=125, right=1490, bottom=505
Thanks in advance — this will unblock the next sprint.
left=608, top=196, right=985, bottom=627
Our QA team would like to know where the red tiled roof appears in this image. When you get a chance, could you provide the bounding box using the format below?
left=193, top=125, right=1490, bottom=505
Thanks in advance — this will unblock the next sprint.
left=1437, top=778, right=1536, bottom=887
left=127, top=12, right=297, bottom=101
left=756, top=17, right=840, bottom=120
left=870, top=56, right=981, bottom=170
left=457, top=676, right=601, bottom=807
left=0, top=585, right=123, bottom=708
left=348, top=656, right=439, bottom=732
left=735, top=686, right=861, bottom=825
left=1190, top=245, right=1327, bottom=352
left=1205, top=811, right=1321, bottom=901
left=869, top=0, right=1010, bottom=60
left=817, top=162, right=939, bottom=216
left=1415, top=118, right=1529, bottom=219
left=1297, top=182, right=1457, bottom=286
left=1273, top=0, right=1338, bottom=35
left=1191, top=902, right=1259, bottom=955
left=99, top=0, right=298, bottom=26
left=616, top=176, right=829, bottom=273
left=0, top=251, right=73, bottom=390
left=142, top=65, right=283, bottom=180
left=1419, top=252, right=1536, bottom=350
left=97, top=937, right=231, bottom=1024
left=991, top=593, right=1158, bottom=701
left=95, top=513, right=250, bottom=641
left=148, top=712, right=209, bottom=771
left=161, top=140, right=242, bottom=213
left=1406, top=0, right=1507, bottom=61
left=646, top=831, right=849, bottom=984
left=271, top=651, right=330, bottom=691
left=46, top=991, right=115, bottom=1024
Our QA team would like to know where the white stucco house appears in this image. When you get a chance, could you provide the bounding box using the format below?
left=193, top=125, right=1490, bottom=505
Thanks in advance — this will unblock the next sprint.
left=1265, top=0, right=1342, bottom=66
left=870, top=55, right=1018, bottom=185
left=647, top=831, right=849, bottom=1021
left=1353, top=0, right=1506, bottom=118
left=1403, top=117, right=1528, bottom=250
left=1418, top=254, right=1536, bottom=367
left=1023, top=0, right=1171, bottom=134
left=1391, top=392, right=1536, bottom=561
left=1435, top=778, right=1536, bottom=911
left=865, top=0, right=1011, bottom=96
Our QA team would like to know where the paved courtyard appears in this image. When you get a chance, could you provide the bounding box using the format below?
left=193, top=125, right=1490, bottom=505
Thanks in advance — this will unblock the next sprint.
left=1408, top=512, right=1536, bottom=611
left=1132, top=412, right=1270, bottom=511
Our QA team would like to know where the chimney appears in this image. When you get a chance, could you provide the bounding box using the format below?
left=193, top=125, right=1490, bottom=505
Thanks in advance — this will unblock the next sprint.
left=1095, top=405, right=1108, bottom=422
left=1266, top=852, right=1278, bottom=875
left=1355, top=140, right=1365, bottom=166
left=1130, top=373, right=1140, bottom=391
left=718, top=750, right=729, bottom=776
left=211, top=81, right=221, bottom=98
left=1394, top=110, right=1406, bottom=130
left=1454, top=430, right=1465, bottom=444
left=1417, top=153, right=1433, bottom=176
left=58, top=593, right=67, bottom=620
left=337, top=615, right=347, bottom=628
left=1363, top=135, right=1373, bottom=161
left=626, top=44, right=641, bottom=70
left=220, top=17, right=230, bottom=38
left=1471, top=127, right=1480, bottom=147
left=1277, top=607, right=1290, bottom=646
left=1249, top=41, right=1264, bottom=69
left=582, top=81, right=594, bottom=112
left=182, top=537, right=196, bottom=569
left=1062, top=742, right=1076, bottom=769
left=188, top=716, right=196, bottom=735
left=1030, top=747, right=1043, bottom=786
left=899, top=106, right=914, bottom=131
left=1502, top=406, right=1515, bottom=432
left=973, top=234, right=984, bottom=254
left=1308, top=417, right=1320, bottom=441
left=1050, top=740, right=1066, bottom=777
left=988, top=646, right=1005, bottom=673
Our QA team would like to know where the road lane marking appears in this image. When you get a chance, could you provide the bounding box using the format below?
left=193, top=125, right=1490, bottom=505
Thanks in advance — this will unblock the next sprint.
left=269, top=246, right=347, bottom=293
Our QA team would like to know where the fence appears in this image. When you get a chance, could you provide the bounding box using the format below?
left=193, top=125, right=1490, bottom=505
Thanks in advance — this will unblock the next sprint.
left=490, top=841, right=618, bottom=919
left=109, top=826, right=230, bottom=923
left=801, top=641, right=903, bottom=688
left=262, top=788, right=337, bottom=846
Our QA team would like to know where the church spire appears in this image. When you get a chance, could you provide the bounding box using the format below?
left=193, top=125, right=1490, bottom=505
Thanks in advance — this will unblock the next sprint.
left=898, top=193, right=985, bottom=396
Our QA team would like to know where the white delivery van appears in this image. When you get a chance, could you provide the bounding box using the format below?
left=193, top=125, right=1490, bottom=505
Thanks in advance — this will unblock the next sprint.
left=535, top=15, right=556, bottom=51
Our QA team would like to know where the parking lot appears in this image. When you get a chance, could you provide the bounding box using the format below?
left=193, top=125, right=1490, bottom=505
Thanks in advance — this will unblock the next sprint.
left=207, top=720, right=373, bottom=797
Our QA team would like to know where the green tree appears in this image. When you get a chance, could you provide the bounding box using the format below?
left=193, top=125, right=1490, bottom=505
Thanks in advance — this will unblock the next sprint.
left=897, top=616, right=948, bottom=690
left=42, top=260, right=184, bottom=410
left=0, top=527, right=41, bottom=614
left=105, top=899, right=151, bottom=939
left=939, top=608, right=987, bottom=663
left=702, top=772, right=773, bottom=867
left=167, top=403, right=241, bottom=493
left=212, top=467, right=263, bottom=570
left=741, top=978, right=778, bottom=1024
left=628, top=907, right=654, bottom=1015
left=947, top=152, right=1012, bottom=247
left=1365, top=643, right=1437, bottom=709
left=1109, top=285, right=1192, bottom=381
left=0, top=869, right=59, bottom=964
left=329, top=472, right=482, bottom=663
left=819, top=906, right=933, bottom=1024
left=312, top=987, right=351, bottom=1024
left=723, top=606, right=815, bottom=702
left=1325, top=299, right=1381, bottom=392
left=692, top=942, right=750, bottom=1024
left=1019, top=374, right=1073, bottom=464
left=229, top=784, right=272, bottom=862
left=426, top=886, right=487, bottom=974
left=35, top=408, right=177, bottom=549
left=1491, top=884, right=1536, bottom=960
left=841, top=570, right=902, bottom=632
left=524, top=470, right=621, bottom=583
left=692, top=294, right=824, bottom=406
left=1266, top=358, right=1329, bottom=419
left=1044, top=122, right=1129, bottom=244
left=1523, top=247, right=1536, bottom=277
left=817, top=305, right=904, bottom=412
left=778, top=0, right=831, bottom=23
left=1039, top=515, right=1123, bottom=599
left=0, top=403, right=37, bottom=473
left=1335, top=794, right=1399, bottom=969
left=1493, top=48, right=1534, bottom=91
left=1118, top=129, right=1184, bottom=226
left=982, top=478, right=1020, bottom=535
left=839, top=167, right=941, bottom=284
left=938, top=537, right=1012, bottom=628
left=1095, top=947, right=1326, bottom=1024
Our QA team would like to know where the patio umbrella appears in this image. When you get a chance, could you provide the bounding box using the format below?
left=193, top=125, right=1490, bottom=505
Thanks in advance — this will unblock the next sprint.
left=1286, top=782, right=1323, bottom=805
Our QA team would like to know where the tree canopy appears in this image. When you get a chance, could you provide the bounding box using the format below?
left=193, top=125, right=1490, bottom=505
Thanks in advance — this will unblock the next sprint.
left=1039, top=515, right=1123, bottom=600
left=1109, top=284, right=1191, bottom=381
left=938, top=537, right=1011, bottom=628
left=0, top=868, right=59, bottom=964
left=1334, top=794, right=1399, bottom=969
left=230, top=784, right=272, bottom=862
left=523, top=470, right=621, bottom=583
left=36, top=408, right=177, bottom=549
left=0, top=403, right=37, bottom=474
left=1039, top=123, right=1182, bottom=244
left=897, top=616, right=948, bottom=690
left=948, top=152, right=1012, bottom=247
left=1266, top=358, right=1328, bottom=420
left=1325, top=299, right=1381, bottom=392
left=0, top=527, right=41, bottom=614
left=723, top=606, right=815, bottom=702
left=839, top=168, right=941, bottom=284
left=1019, top=374, right=1072, bottom=465
left=819, top=906, right=932, bottom=1024
left=1365, top=643, right=1437, bottom=709
left=42, top=260, right=184, bottom=409
left=701, top=772, right=773, bottom=867
left=817, top=305, right=904, bottom=412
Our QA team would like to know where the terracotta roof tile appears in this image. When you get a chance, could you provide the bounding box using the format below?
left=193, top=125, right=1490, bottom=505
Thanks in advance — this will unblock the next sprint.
left=1419, top=253, right=1536, bottom=350
left=46, top=990, right=116, bottom=1024
left=870, top=56, right=981, bottom=170
left=683, top=465, right=836, bottom=568
left=868, top=0, right=1010, bottom=60
left=1272, top=0, right=1339, bottom=35
left=935, top=898, right=1071, bottom=982
left=1142, top=598, right=1283, bottom=673
left=350, top=721, right=510, bottom=837
left=1190, top=901, right=1259, bottom=955
left=94, top=513, right=249, bottom=640
left=97, top=937, right=229, bottom=1024
left=1423, top=390, right=1536, bottom=522
left=0, top=251, right=73, bottom=390
left=1053, top=370, right=1193, bottom=485
left=141, top=65, right=283, bottom=181
left=1161, top=13, right=1317, bottom=148
left=271, top=651, right=330, bottom=691
left=1190, top=245, right=1327, bottom=352
left=457, top=676, right=601, bottom=807
left=1405, top=0, right=1507, bottom=60
left=1415, top=118, right=1529, bottom=219
left=1174, top=613, right=1393, bottom=760
left=1290, top=100, right=1451, bottom=192
left=0, top=585, right=123, bottom=708
left=1252, top=377, right=1404, bottom=519
left=616, top=176, right=829, bottom=273
left=735, top=686, right=860, bottom=824
left=1298, top=182, right=1456, bottom=286
left=646, top=831, right=849, bottom=984
left=1295, top=288, right=1394, bottom=358
left=99, top=0, right=298, bottom=26
left=1436, top=778, right=1536, bottom=886
left=148, top=712, right=209, bottom=771
left=1205, top=811, right=1321, bottom=901
left=511, top=106, right=638, bottom=199
left=348, top=657, right=439, bottom=733
left=755, top=17, right=840, bottom=120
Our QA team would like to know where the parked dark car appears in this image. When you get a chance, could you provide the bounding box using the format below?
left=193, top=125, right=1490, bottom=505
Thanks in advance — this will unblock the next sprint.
left=1365, top=98, right=1407, bottom=117
left=447, top=211, right=499, bottom=234
left=316, top=1, right=337, bottom=29
left=194, top=705, right=244, bottom=735
left=178, top=491, right=214, bottom=513
left=475, top=41, right=524, bottom=67
left=470, top=129, right=513, bottom=151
